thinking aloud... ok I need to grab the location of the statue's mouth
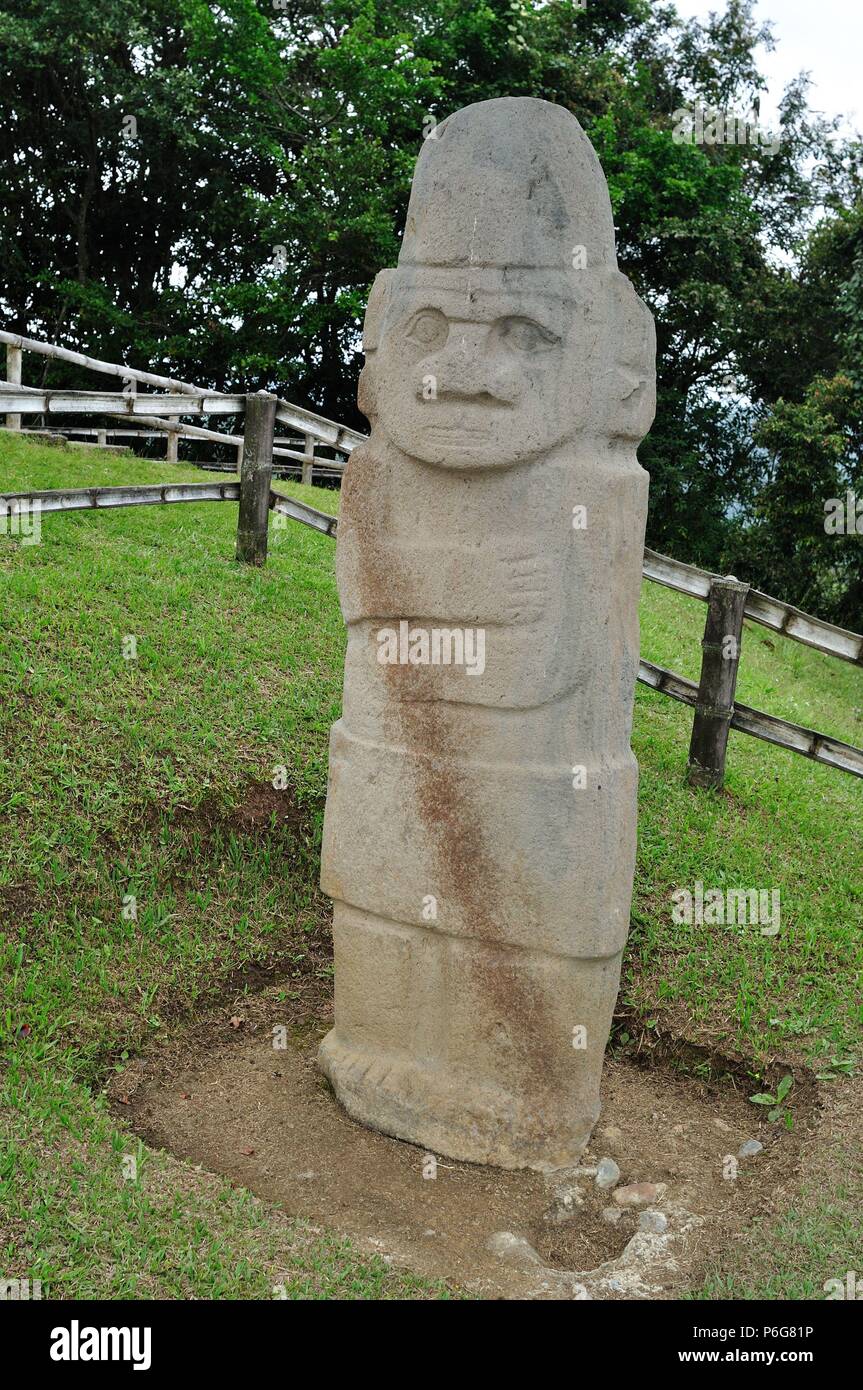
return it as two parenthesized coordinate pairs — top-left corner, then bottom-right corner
(423, 423), (491, 437)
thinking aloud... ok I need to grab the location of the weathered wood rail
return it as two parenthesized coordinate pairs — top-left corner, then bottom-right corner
(3, 330), (860, 788)
(1, 387), (246, 416)
(1, 330), (359, 484)
(270, 491), (339, 538)
(1, 481), (240, 512)
(644, 547), (863, 668)
(638, 660), (863, 780)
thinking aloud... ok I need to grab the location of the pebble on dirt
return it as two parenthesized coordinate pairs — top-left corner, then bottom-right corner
(612, 1182), (665, 1207)
(595, 1157), (621, 1190)
(638, 1210), (668, 1234)
(738, 1139), (764, 1157)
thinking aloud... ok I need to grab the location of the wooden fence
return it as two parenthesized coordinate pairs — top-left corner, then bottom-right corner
(1, 331), (358, 484)
(2, 331), (861, 790)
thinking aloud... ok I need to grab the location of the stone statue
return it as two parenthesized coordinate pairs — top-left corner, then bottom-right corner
(319, 97), (655, 1170)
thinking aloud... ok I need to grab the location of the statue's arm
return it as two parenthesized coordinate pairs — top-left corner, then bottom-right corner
(337, 532), (553, 626)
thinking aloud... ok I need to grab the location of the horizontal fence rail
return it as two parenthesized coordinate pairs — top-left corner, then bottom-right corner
(1, 482), (240, 513)
(0, 330), (365, 453)
(274, 402), (362, 454)
(638, 660), (863, 779)
(100, 410), (344, 467)
(19, 427), (191, 441)
(19, 426), (302, 447)
(2, 391), (354, 469)
(0, 389), (246, 417)
(191, 459), (344, 480)
(270, 491), (339, 538)
(644, 547), (863, 667)
(98, 406), (349, 462)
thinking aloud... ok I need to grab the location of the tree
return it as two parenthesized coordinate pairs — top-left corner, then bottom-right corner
(2, 0), (861, 621)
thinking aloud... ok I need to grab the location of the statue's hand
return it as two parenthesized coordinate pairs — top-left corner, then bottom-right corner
(496, 549), (553, 625)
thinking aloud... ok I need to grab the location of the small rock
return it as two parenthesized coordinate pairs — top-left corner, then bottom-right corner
(595, 1157), (621, 1190)
(638, 1209), (668, 1234)
(487, 1231), (543, 1266)
(600, 1125), (623, 1143)
(738, 1139), (763, 1158)
(545, 1187), (585, 1224)
(554, 1180), (585, 1202)
(713, 1118), (732, 1132)
(601, 1207), (622, 1225)
(613, 1182), (664, 1207)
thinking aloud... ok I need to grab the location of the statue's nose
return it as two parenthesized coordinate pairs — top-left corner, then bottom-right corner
(420, 325), (495, 399)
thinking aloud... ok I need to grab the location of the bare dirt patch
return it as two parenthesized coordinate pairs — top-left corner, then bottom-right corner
(111, 978), (813, 1299)
(0, 882), (38, 925)
(141, 780), (320, 841)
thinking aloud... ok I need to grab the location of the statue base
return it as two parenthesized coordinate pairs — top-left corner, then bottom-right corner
(318, 903), (623, 1171)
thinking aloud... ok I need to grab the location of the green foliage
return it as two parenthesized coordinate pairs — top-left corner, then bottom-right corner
(750, 1072), (794, 1126)
(741, 371), (863, 628)
(1, 0), (862, 619)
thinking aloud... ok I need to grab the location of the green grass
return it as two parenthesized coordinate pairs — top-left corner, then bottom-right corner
(1, 432), (861, 1298)
(694, 1186), (863, 1301)
(631, 582), (862, 1071)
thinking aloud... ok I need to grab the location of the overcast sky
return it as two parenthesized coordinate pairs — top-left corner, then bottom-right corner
(669, 0), (861, 134)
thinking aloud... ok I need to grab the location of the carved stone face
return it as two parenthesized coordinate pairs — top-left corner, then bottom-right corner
(370, 269), (598, 470)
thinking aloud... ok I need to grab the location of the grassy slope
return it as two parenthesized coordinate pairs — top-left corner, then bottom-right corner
(1, 433), (861, 1299)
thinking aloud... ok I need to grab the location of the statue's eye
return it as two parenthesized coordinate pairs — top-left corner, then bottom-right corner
(405, 309), (449, 349)
(497, 317), (559, 353)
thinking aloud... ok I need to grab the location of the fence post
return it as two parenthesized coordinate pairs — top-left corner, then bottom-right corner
(5, 343), (22, 431)
(302, 432), (314, 486)
(97, 428), (107, 446)
(236, 391), (277, 565)
(166, 415), (179, 463)
(302, 433), (316, 489)
(687, 574), (750, 790)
